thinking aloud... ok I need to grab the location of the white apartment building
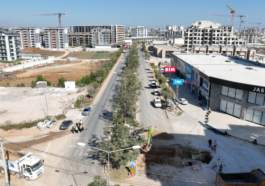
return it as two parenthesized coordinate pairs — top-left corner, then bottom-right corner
(132, 26), (148, 37)
(184, 20), (246, 52)
(43, 27), (68, 50)
(14, 27), (41, 49)
(240, 27), (259, 44)
(90, 27), (111, 47)
(0, 29), (21, 61)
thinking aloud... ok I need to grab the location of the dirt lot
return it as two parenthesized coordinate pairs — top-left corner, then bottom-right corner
(21, 47), (65, 58)
(91, 53), (111, 59)
(0, 60), (99, 86)
(65, 51), (97, 59)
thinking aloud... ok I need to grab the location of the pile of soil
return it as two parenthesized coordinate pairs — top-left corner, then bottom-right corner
(140, 130), (174, 141)
(21, 47), (48, 52)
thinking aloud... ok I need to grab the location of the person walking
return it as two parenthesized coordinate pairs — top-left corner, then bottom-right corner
(214, 140), (217, 149)
(208, 139), (212, 148)
(219, 164), (223, 173)
(224, 129), (228, 136)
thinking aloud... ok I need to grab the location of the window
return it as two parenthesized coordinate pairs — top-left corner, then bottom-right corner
(256, 93), (265, 105)
(248, 92), (256, 103)
(226, 101), (234, 115)
(228, 88), (236, 98)
(221, 86), (228, 96)
(219, 100), (241, 118)
(245, 108), (254, 122)
(253, 110), (262, 124)
(235, 89), (243, 100)
(220, 100), (227, 112)
(261, 113), (265, 126)
(233, 104), (241, 118)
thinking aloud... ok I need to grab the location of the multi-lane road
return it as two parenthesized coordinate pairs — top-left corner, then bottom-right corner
(52, 47), (172, 186)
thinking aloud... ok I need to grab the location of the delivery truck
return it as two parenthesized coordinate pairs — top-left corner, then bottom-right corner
(0, 152), (44, 181)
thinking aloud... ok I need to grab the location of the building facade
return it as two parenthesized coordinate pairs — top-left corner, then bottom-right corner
(171, 53), (265, 126)
(131, 26), (148, 37)
(0, 29), (21, 61)
(90, 27), (111, 47)
(240, 27), (259, 44)
(43, 27), (68, 49)
(68, 32), (90, 47)
(164, 30), (183, 39)
(14, 27), (41, 49)
(184, 20), (247, 52)
(69, 25), (125, 44)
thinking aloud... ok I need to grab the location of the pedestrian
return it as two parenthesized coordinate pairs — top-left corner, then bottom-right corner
(104, 109), (107, 116)
(71, 125), (75, 134)
(214, 140), (217, 149)
(224, 129), (228, 136)
(79, 123), (83, 132)
(81, 123), (84, 132)
(80, 120), (83, 125)
(208, 139), (212, 148)
(219, 164), (223, 173)
(75, 124), (79, 133)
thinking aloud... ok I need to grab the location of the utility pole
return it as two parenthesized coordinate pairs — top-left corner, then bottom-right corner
(44, 89), (49, 118)
(0, 138), (9, 186)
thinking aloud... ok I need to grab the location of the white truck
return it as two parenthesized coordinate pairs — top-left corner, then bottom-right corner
(0, 152), (44, 181)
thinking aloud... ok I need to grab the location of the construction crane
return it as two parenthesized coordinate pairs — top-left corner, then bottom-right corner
(34, 13), (67, 27)
(227, 5), (236, 28)
(248, 23), (262, 28)
(211, 14), (248, 33)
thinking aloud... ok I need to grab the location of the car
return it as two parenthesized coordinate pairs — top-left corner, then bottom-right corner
(154, 97), (162, 108)
(150, 81), (157, 88)
(153, 89), (160, 96)
(82, 107), (91, 116)
(167, 78), (169, 83)
(159, 68), (164, 73)
(177, 98), (188, 105)
(59, 120), (73, 130)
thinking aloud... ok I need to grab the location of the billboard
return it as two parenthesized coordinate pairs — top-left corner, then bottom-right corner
(173, 79), (184, 85)
(164, 66), (176, 73)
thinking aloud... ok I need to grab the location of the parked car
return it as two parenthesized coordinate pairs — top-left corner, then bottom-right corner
(59, 120), (73, 130)
(153, 89), (160, 96)
(167, 78), (169, 83)
(177, 98), (188, 105)
(154, 97), (162, 108)
(82, 107), (91, 116)
(159, 68), (164, 73)
(150, 81), (157, 88)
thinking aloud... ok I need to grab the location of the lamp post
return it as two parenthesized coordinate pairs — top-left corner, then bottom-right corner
(77, 142), (140, 186)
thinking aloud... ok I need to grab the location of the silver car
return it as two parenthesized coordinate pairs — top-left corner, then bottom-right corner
(82, 107), (91, 116)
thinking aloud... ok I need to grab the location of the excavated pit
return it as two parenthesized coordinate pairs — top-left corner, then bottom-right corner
(141, 144), (213, 168)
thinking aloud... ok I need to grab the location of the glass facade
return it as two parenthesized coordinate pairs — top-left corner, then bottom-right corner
(221, 86), (243, 100)
(247, 92), (265, 105)
(219, 99), (241, 118)
(245, 108), (265, 125)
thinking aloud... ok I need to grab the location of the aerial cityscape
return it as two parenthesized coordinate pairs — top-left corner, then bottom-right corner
(1, 0), (265, 186)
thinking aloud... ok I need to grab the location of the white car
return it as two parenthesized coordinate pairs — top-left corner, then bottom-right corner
(177, 98), (188, 105)
(153, 89), (160, 96)
(159, 68), (164, 73)
(154, 97), (162, 108)
(150, 81), (157, 88)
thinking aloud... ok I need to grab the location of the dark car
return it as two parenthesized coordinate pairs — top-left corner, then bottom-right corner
(59, 120), (73, 130)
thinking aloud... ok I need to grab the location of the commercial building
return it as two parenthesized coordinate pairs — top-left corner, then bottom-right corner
(171, 53), (265, 126)
(153, 44), (182, 58)
(0, 29), (21, 61)
(240, 27), (259, 44)
(184, 20), (247, 52)
(131, 26), (148, 37)
(13, 27), (41, 49)
(43, 27), (68, 50)
(69, 25), (125, 44)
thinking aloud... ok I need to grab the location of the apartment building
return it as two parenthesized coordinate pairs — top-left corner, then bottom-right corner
(69, 25), (125, 44)
(131, 26), (148, 37)
(0, 29), (21, 61)
(68, 32), (90, 46)
(164, 30), (183, 39)
(14, 27), (41, 49)
(184, 20), (246, 52)
(0, 27), (11, 31)
(240, 27), (259, 44)
(90, 28), (111, 47)
(43, 27), (68, 49)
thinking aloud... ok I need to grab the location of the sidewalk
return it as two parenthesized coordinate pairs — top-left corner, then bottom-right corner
(163, 72), (265, 145)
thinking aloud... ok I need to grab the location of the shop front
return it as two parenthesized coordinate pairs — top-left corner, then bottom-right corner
(177, 58), (185, 79)
(185, 63), (193, 90)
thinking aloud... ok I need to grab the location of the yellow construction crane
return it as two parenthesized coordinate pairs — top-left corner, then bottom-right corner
(227, 4), (236, 28)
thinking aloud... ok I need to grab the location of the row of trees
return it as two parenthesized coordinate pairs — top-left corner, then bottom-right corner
(97, 43), (145, 167)
(142, 42), (151, 60)
(30, 75), (67, 88)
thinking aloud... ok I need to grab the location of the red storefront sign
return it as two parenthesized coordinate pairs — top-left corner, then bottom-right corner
(164, 66), (176, 73)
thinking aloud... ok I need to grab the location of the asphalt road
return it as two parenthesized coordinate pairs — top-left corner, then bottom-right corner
(137, 47), (172, 133)
(53, 50), (129, 186)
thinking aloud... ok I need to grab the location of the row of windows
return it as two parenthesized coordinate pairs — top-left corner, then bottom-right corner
(220, 99), (241, 118)
(248, 92), (265, 106)
(245, 108), (265, 126)
(221, 86), (243, 100)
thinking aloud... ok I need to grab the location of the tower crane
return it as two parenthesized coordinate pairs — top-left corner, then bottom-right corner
(248, 23), (262, 28)
(34, 13), (67, 27)
(227, 5), (236, 28)
(211, 14), (248, 33)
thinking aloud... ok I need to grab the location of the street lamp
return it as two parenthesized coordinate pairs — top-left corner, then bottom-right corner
(77, 142), (140, 186)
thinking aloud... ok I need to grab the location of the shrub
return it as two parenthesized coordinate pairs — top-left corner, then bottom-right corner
(20, 83), (25, 87)
(87, 86), (96, 98)
(47, 81), (51, 86)
(90, 81), (99, 89)
(75, 97), (84, 108)
(58, 77), (67, 87)
(31, 80), (36, 88)
(16, 84), (21, 87)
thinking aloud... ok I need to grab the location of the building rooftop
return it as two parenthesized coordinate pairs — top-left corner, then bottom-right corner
(0, 29), (19, 36)
(125, 36), (163, 40)
(154, 44), (181, 50)
(172, 53), (265, 87)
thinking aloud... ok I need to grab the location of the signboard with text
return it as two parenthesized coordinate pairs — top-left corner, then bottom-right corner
(173, 79), (184, 85)
(164, 66), (176, 73)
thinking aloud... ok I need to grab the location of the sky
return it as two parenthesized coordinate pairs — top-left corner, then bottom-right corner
(0, 0), (264, 30)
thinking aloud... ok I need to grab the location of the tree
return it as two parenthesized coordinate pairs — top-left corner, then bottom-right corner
(87, 86), (96, 98)
(36, 75), (46, 82)
(58, 77), (67, 87)
(31, 81), (36, 88)
(90, 81), (99, 89)
(81, 75), (91, 85)
(47, 81), (51, 86)
(87, 176), (107, 186)
(161, 84), (175, 100)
